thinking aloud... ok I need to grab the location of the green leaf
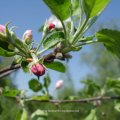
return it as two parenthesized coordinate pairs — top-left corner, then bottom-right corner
(2, 87), (20, 97)
(43, 74), (51, 89)
(43, 31), (64, 49)
(0, 32), (7, 41)
(16, 109), (28, 120)
(84, 109), (97, 120)
(114, 103), (120, 112)
(10, 34), (28, 55)
(21, 61), (29, 72)
(71, 0), (81, 16)
(0, 40), (11, 51)
(82, 0), (111, 18)
(29, 79), (42, 92)
(31, 109), (48, 120)
(31, 95), (49, 101)
(7, 27), (28, 55)
(96, 29), (120, 58)
(38, 25), (44, 32)
(0, 47), (16, 57)
(43, 0), (71, 20)
(106, 78), (120, 94)
(79, 35), (95, 42)
(81, 79), (100, 96)
(44, 61), (66, 73)
(64, 96), (79, 100)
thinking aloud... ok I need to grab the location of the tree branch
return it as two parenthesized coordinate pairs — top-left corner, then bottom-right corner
(0, 64), (21, 78)
(0, 50), (71, 78)
(25, 96), (120, 104)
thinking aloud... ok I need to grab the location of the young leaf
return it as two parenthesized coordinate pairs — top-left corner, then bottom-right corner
(0, 40), (11, 51)
(43, 0), (71, 20)
(84, 109), (97, 120)
(96, 29), (120, 58)
(16, 109), (28, 120)
(31, 95), (49, 101)
(21, 61), (29, 72)
(43, 31), (64, 49)
(71, 0), (81, 16)
(2, 88), (20, 97)
(78, 35), (94, 42)
(43, 74), (51, 89)
(5, 25), (27, 53)
(10, 35), (28, 55)
(114, 103), (120, 112)
(0, 47), (16, 57)
(81, 79), (100, 96)
(31, 109), (48, 120)
(29, 79), (42, 92)
(44, 61), (66, 73)
(82, 0), (111, 18)
(106, 78), (120, 94)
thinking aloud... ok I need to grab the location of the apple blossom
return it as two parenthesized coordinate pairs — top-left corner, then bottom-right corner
(31, 63), (45, 77)
(48, 22), (55, 30)
(0, 24), (5, 34)
(48, 16), (62, 29)
(23, 30), (33, 44)
(55, 80), (64, 89)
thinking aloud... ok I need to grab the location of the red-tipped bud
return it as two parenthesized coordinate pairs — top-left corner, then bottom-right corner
(31, 63), (45, 77)
(48, 23), (55, 30)
(55, 80), (64, 89)
(23, 30), (32, 44)
(0, 24), (5, 34)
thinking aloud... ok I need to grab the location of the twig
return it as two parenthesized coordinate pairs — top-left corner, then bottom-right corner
(25, 96), (120, 104)
(0, 64), (21, 78)
(0, 64), (21, 74)
(0, 69), (17, 78)
(0, 50), (69, 78)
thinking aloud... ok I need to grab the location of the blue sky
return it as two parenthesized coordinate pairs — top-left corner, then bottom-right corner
(0, 0), (120, 95)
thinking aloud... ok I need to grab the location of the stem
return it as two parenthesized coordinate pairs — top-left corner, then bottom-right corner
(25, 96), (120, 104)
(11, 42), (27, 57)
(0, 64), (20, 78)
(35, 39), (44, 53)
(37, 48), (48, 56)
(72, 18), (89, 44)
(76, 40), (98, 47)
(15, 52), (26, 57)
(60, 19), (67, 45)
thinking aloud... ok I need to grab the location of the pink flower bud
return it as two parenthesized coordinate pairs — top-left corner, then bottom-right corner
(31, 63), (45, 77)
(55, 80), (64, 89)
(48, 23), (55, 30)
(23, 30), (32, 44)
(0, 24), (5, 33)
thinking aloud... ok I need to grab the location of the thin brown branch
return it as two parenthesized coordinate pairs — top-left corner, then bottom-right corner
(0, 50), (71, 78)
(0, 64), (21, 74)
(25, 96), (120, 104)
(0, 64), (21, 78)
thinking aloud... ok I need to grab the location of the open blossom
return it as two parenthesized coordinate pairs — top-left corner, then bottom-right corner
(23, 30), (32, 44)
(55, 80), (64, 89)
(31, 63), (45, 77)
(0, 24), (5, 33)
